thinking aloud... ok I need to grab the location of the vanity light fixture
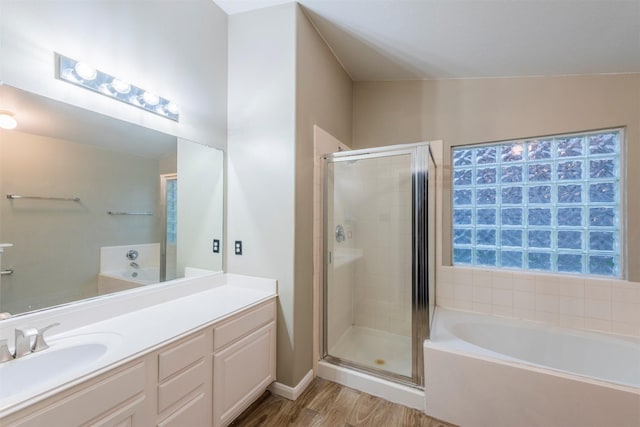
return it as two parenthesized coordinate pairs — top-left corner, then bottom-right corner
(55, 53), (179, 122)
(0, 111), (17, 130)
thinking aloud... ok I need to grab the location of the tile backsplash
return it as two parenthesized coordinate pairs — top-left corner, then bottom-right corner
(436, 266), (640, 337)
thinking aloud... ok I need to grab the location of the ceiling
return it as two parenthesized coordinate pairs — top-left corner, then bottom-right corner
(214, 0), (640, 81)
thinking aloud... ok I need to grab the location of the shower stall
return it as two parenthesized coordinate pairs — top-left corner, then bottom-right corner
(322, 142), (436, 388)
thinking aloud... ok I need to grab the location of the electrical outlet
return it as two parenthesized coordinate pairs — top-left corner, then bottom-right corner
(212, 239), (220, 253)
(234, 240), (242, 255)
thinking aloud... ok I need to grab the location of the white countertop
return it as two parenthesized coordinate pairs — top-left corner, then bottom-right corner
(0, 273), (277, 417)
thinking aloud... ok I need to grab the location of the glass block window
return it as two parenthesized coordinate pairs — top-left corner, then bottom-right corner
(452, 129), (622, 277)
(166, 179), (178, 244)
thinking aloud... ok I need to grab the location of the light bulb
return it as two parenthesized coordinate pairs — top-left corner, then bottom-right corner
(166, 102), (179, 115)
(0, 111), (17, 130)
(74, 62), (97, 81)
(56, 54), (179, 122)
(110, 78), (131, 94)
(142, 91), (159, 106)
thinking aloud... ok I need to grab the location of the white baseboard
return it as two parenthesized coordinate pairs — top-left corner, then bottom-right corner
(268, 369), (314, 401)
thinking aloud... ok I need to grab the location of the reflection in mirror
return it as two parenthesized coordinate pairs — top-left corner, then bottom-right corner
(160, 173), (178, 281)
(0, 85), (223, 318)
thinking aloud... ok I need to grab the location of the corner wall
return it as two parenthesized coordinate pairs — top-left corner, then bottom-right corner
(227, 3), (298, 386)
(227, 3), (352, 388)
(295, 7), (352, 384)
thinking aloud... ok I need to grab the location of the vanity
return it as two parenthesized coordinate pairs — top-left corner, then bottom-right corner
(0, 272), (277, 427)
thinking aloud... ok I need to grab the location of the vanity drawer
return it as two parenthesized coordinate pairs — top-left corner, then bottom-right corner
(157, 392), (207, 427)
(158, 332), (206, 382)
(213, 300), (276, 352)
(157, 359), (206, 413)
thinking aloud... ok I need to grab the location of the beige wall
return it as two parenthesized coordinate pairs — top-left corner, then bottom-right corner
(295, 7), (353, 385)
(352, 74), (640, 281)
(0, 131), (160, 314)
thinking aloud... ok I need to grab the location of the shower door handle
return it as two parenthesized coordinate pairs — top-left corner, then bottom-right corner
(335, 225), (345, 243)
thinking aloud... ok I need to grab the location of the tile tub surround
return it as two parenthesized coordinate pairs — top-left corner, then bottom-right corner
(99, 243), (160, 273)
(436, 266), (640, 337)
(424, 307), (640, 427)
(0, 272), (277, 416)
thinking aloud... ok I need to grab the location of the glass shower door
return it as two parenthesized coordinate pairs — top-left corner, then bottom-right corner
(323, 144), (431, 386)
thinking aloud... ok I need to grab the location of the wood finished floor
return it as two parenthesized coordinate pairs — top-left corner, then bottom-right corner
(230, 378), (456, 427)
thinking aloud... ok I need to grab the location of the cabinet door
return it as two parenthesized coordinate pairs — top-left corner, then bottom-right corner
(86, 394), (146, 427)
(212, 322), (276, 427)
(4, 362), (148, 427)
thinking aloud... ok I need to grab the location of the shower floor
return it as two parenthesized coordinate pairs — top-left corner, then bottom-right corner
(329, 326), (412, 378)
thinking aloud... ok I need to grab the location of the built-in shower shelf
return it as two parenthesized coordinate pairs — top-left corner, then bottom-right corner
(332, 248), (363, 267)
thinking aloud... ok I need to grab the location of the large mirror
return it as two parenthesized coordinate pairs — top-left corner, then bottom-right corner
(0, 85), (224, 317)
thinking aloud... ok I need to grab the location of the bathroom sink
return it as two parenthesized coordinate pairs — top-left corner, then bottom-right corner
(0, 333), (119, 400)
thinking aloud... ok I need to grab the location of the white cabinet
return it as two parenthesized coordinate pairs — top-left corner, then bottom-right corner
(212, 300), (277, 427)
(1, 297), (277, 427)
(213, 322), (276, 427)
(158, 392), (208, 427)
(156, 332), (211, 427)
(2, 361), (150, 427)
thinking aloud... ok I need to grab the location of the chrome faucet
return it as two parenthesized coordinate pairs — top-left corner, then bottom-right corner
(14, 327), (38, 358)
(0, 339), (13, 362)
(31, 323), (60, 352)
(130, 261), (140, 269)
(0, 322), (60, 362)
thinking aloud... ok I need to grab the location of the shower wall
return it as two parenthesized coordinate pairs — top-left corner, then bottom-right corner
(325, 162), (356, 351)
(313, 126), (352, 368)
(352, 155), (413, 337)
(323, 144), (430, 385)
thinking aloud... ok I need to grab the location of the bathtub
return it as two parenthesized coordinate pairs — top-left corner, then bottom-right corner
(97, 268), (159, 294)
(424, 308), (640, 427)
